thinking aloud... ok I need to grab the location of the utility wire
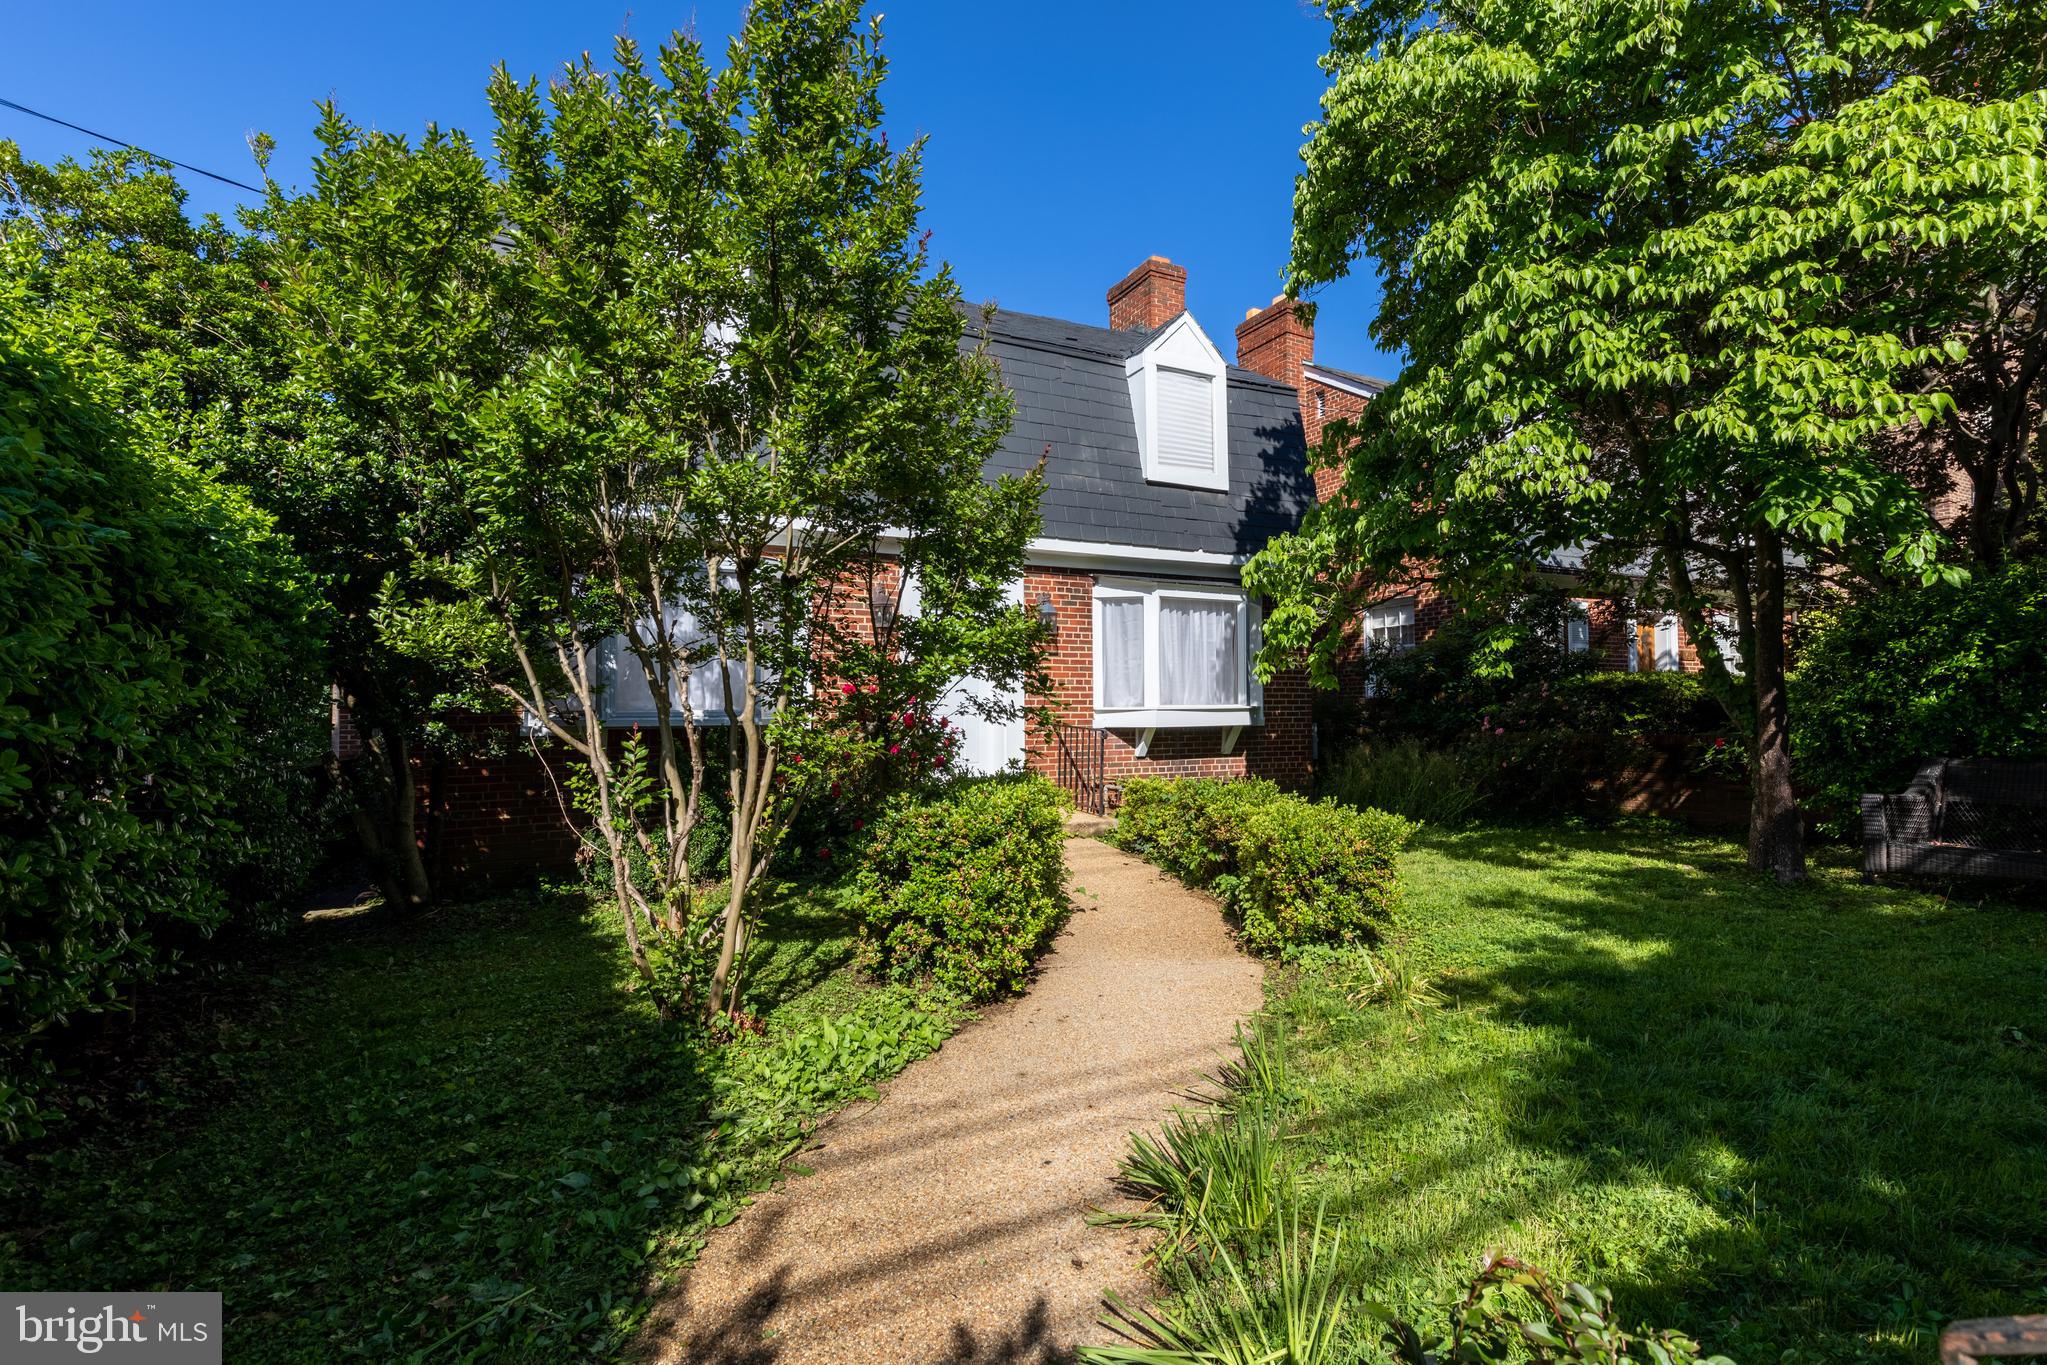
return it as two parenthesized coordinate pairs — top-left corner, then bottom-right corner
(0, 95), (265, 194)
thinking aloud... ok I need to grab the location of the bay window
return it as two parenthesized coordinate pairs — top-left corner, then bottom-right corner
(1092, 580), (1257, 735)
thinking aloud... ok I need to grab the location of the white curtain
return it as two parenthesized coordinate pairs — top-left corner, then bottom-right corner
(1159, 599), (1240, 706)
(1099, 597), (1146, 708)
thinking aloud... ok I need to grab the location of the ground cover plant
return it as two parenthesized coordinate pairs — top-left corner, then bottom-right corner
(0, 873), (963, 1361)
(1235, 822), (2046, 1362)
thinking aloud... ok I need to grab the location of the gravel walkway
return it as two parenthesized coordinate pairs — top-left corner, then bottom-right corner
(643, 832), (1263, 1364)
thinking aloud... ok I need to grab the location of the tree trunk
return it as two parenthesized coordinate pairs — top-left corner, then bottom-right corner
(1746, 527), (1805, 883)
(388, 733), (433, 910)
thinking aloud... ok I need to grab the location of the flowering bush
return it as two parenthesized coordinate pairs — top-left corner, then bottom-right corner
(853, 776), (1069, 1000)
(771, 684), (966, 871)
(1117, 779), (1414, 955)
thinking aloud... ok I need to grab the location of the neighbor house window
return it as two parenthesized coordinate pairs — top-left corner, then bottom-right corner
(1364, 598), (1416, 654)
(1565, 600), (1592, 654)
(1362, 598), (1416, 697)
(1092, 580), (1254, 722)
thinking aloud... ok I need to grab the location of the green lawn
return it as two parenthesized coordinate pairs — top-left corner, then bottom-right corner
(1273, 823), (2047, 1361)
(0, 876), (961, 1361)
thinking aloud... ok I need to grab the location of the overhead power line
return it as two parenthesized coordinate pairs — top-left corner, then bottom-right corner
(0, 94), (265, 194)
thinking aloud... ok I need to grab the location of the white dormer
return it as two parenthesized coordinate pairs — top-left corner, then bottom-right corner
(1125, 313), (1230, 492)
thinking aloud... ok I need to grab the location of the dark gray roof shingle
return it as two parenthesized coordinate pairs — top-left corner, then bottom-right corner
(970, 306), (1315, 560)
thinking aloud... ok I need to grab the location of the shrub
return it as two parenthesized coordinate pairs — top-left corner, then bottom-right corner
(854, 775), (1069, 1001)
(1, 290), (326, 1140)
(1320, 741), (1486, 826)
(1117, 779), (1414, 955)
(1791, 565), (2047, 833)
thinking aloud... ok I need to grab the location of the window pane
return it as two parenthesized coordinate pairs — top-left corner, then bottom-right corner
(1159, 598), (1242, 706)
(1156, 367), (1216, 473)
(1366, 600), (1415, 652)
(1099, 597), (1146, 708)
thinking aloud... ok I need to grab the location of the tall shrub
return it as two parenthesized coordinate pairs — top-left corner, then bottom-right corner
(1792, 566), (2047, 833)
(0, 287), (324, 1139)
(854, 777), (1068, 1001)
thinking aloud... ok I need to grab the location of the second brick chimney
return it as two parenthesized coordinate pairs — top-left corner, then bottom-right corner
(1234, 295), (1314, 394)
(1107, 255), (1188, 332)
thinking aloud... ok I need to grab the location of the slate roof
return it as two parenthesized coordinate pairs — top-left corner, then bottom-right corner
(968, 306), (1315, 561)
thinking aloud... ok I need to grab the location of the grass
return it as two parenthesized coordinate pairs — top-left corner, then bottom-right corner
(1270, 822), (2047, 1362)
(0, 875), (964, 1361)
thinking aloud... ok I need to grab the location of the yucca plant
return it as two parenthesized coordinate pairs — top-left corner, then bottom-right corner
(1081, 1202), (1353, 1365)
(1101, 1107), (1284, 1259)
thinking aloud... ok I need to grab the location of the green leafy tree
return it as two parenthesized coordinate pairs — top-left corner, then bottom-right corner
(246, 113), (513, 910)
(0, 261), (324, 1139)
(1255, 0), (2044, 880)
(0, 137), (483, 912)
(386, 6), (1038, 1018)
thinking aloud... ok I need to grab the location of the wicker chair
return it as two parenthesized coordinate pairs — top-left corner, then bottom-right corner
(1862, 759), (2047, 881)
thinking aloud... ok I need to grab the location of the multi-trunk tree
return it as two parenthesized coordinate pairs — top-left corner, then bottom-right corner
(373, 5), (1039, 1019)
(1254, 0), (2044, 880)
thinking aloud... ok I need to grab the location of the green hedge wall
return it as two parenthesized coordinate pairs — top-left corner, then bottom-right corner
(1115, 778), (1414, 955)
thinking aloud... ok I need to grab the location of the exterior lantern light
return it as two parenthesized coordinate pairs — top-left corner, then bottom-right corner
(871, 581), (897, 631)
(1037, 596), (1059, 637)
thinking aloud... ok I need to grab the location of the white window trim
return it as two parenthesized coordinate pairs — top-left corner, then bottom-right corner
(1091, 578), (1260, 731)
(1124, 313), (1230, 492)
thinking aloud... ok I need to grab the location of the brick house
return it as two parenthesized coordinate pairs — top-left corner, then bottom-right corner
(408, 253), (1731, 880)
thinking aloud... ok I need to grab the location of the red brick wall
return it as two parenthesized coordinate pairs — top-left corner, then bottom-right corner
(1020, 566), (1313, 796)
(1106, 256), (1188, 332)
(418, 714), (583, 889)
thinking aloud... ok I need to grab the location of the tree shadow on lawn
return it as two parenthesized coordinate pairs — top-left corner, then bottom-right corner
(1297, 823), (2047, 1362)
(0, 876), (872, 1362)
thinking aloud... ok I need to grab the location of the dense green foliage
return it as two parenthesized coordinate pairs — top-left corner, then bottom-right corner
(0, 876), (962, 1359)
(1, 139), (456, 912)
(854, 776), (1069, 1001)
(1792, 564), (2047, 831)
(1256, 0), (2047, 879)
(1319, 743), (1489, 828)
(0, 289), (323, 1140)
(1116, 779), (1414, 955)
(1257, 824), (2045, 1361)
(1340, 610), (1729, 819)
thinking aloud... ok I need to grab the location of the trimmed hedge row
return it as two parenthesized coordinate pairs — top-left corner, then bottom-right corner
(853, 775), (1070, 1001)
(1115, 778), (1414, 955)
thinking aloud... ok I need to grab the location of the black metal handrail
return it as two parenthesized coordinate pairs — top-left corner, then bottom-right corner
(1050, 719), (1107, 816)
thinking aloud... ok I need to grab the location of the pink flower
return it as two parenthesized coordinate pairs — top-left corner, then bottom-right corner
(864, 683), (879, 694)
(1715, 737), (1727, 749)
(830, 782), (842, 797)
(853, 818), (864, 830)
(888, 744), (900, 755)
(790, 753), (803, 764)
(818, 847), (831, 859)
(1494, 726), (1506, 737)
(840, 681), (856, 695)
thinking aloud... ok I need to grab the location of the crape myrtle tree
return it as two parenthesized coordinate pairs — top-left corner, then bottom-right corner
(388, 5), (1038, 1020)
(1251, 0), (2045, 881)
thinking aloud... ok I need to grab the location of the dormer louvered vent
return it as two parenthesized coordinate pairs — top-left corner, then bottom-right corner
(1126, 316), (1230, 491)
(1156, 368), (1218, 474)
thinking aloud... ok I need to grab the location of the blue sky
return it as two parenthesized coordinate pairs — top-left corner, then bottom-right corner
(3, 1), (1396, 379)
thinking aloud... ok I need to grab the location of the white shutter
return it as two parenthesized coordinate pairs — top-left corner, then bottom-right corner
(1155, 367), (1217, 475)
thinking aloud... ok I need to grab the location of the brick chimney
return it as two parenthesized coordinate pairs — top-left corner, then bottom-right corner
(1234, 295), (1314, 394)
(1107, 255), (1188, 332)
